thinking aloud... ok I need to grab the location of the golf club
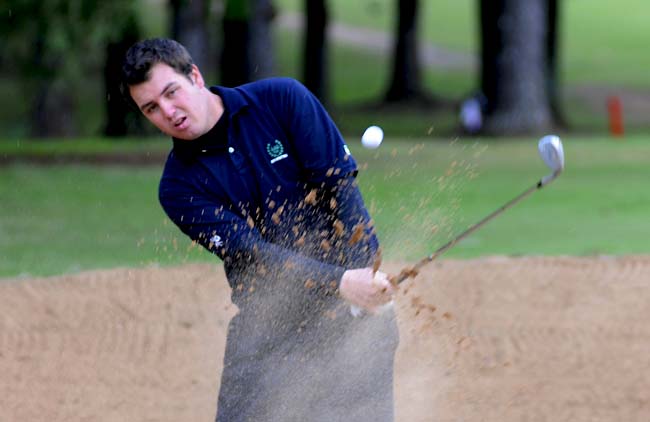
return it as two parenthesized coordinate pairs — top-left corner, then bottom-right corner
(389, 135), (565, 285)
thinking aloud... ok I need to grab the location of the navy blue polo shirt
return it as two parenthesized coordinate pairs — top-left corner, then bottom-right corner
(159, 77), (378, 306)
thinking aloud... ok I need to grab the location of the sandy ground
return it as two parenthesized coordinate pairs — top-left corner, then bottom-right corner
(1, 256), (650, 422)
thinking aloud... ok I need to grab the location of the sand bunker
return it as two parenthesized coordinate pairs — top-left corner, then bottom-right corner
(1, 256), (649, 421)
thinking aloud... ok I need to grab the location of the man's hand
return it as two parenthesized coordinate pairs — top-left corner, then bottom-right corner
(339, 268), (395, 314)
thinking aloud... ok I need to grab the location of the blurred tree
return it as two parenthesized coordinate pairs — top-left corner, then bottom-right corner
(546, 0), (565, 127)
(303, 0), (328, 103)
(384, 0), (430, 104)
(103, 14), (144, 137)
(249, 0), (277, 80)
(220, 0), (251, 86)
(0, 0), (141, 138)
(171, 0), (210, 71)
(479, 0), (561, 135)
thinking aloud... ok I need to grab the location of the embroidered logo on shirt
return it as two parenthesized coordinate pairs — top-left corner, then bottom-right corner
(209, 235), (223, 248)
(266, 139), (288, 164)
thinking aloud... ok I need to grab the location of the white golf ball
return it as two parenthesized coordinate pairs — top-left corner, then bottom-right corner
(361, 125), (384, 149)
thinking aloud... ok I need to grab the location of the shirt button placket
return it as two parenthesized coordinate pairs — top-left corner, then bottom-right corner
(228, 146), (246, 172)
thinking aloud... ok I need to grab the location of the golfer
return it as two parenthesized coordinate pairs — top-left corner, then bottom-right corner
(121, 38), (399, 422)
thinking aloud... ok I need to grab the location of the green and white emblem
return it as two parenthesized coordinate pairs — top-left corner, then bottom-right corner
(266, 139), (289, 163)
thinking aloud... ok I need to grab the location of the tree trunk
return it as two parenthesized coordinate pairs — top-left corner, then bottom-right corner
(171, 0), (210, 71)
(103, 16), (143, 137)
(480, 0), (555, 135)
(249, 0), (277, 80)
(29, 29), (76, 138)
(385, 0), (423, 102)
(479, 0), (501, 115)
(220, 0), (251, 87)
(30, 80), (76, 138)
(303, 0), (328, 103)
(546, 0), (565, 127)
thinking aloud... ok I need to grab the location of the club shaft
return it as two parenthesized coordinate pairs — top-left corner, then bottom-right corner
(394, 179), (545, 285)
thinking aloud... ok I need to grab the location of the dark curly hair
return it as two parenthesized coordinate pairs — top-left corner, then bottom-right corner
(121, 38), (194, 103)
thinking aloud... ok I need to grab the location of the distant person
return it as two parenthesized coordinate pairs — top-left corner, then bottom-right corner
(121, 38), (399, 422)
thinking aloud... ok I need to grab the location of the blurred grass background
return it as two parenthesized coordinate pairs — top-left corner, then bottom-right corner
(3, 136), (649, 278)
(2, 0), (650, 278)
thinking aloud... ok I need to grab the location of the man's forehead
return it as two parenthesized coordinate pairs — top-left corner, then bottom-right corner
(130, 64), (182, 106)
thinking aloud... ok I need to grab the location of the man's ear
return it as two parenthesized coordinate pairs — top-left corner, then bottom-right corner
(190, 64), (205, 88)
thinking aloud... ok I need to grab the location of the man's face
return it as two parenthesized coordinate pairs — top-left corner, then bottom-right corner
(129, 63), (210, 140)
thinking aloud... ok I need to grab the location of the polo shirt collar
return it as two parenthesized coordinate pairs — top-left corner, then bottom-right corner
(171, 85), (249, 161)
(209, 85), (250, 117)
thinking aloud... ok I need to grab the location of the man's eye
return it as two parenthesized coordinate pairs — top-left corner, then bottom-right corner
(146, 104), (158, 114)
(168, 89), (177, 97)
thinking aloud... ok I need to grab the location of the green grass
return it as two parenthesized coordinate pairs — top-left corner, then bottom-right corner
(357, 135), (650, 259)
(0, 164), (211, 278)
(0, 137), (169, 156)
(2, 135), (649, 278)
(561, 0), (650, 87)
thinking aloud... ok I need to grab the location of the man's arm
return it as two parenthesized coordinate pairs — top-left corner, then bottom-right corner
(160, 183), (343, 293)
(160, 175), (394, 312)
(317, 173), (396, 312)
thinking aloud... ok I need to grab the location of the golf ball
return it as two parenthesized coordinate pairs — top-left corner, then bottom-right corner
(361, 125), (384, 149)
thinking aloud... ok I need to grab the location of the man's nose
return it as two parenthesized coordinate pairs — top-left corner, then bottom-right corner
(161, 101), (175, 119)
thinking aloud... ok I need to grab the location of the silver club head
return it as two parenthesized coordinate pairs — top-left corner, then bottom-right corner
(538, 135), (565, 185)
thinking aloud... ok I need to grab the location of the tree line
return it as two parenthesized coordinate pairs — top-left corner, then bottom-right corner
(0, 0), (563, 138)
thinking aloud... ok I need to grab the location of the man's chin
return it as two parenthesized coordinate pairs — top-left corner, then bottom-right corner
(166, 128), (197, 141)
(172, 133), (195, 141)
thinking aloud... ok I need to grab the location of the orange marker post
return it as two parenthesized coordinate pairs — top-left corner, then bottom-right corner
(607, 96), (624, 137)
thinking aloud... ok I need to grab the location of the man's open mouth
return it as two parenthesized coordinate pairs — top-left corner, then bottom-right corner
(174, 117), (187, 128)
